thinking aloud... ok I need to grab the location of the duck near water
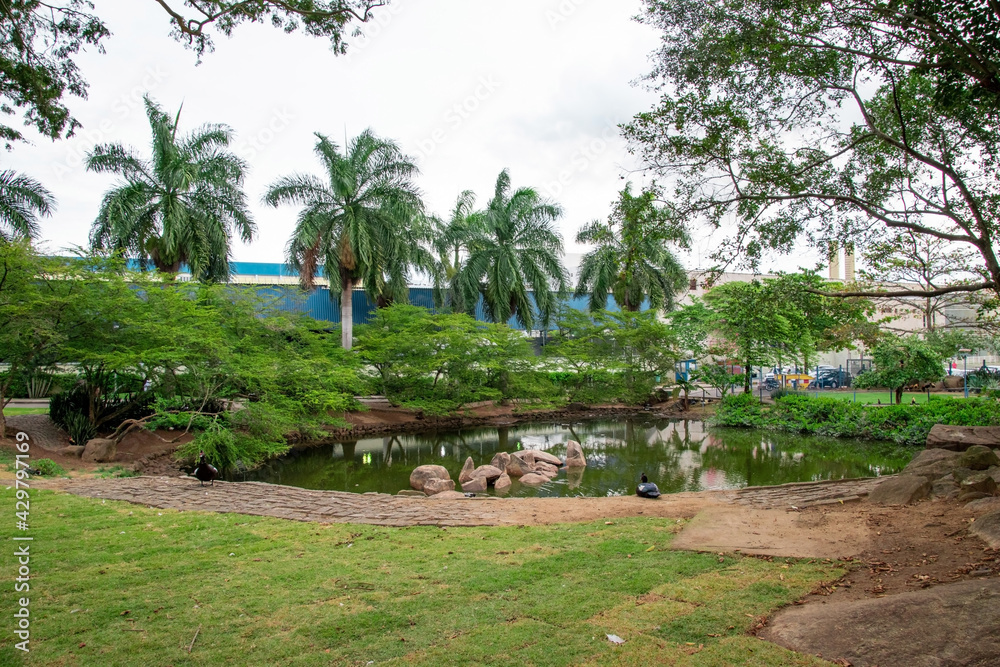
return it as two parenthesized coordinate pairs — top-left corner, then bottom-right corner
(636, 472), (660, 499)
(193, 451), (219, 486)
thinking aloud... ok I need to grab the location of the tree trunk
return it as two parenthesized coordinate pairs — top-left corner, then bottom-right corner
(744, 357), (752, 393)
(895, 386), (904, 405)
(341, 278), (353, 350)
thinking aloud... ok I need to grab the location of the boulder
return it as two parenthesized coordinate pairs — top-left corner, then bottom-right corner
(513, 450), (536, 466)
(931, 476), (960, 500)
(958, 445), (1000, 471)
(533, 462), (560, 477)
(428, 490), (466, 500)
(990, 467), (1000, 486)
(57, 446), (85, 458)
(494, 472), (512, 493)
(81, 438), (117, 463)
(504, 455), (532, 478)
(960, 472), (998, 496)
(396, 489), (425, 497)
(423, 478), (457, 496)
(471, 465), (504, 484)
(959, 491), (993, 503)
(869, 475), (931, 505)
(904, 448), (962, 482)
(461, 477), (487, 493)
(459, 457), (476, 484)
(531, 451), (563, 467)
(409, 465), (451, 492)
(926, 425), (1000, 452)
(965, 497), (1000, 514)
(565, 440), (587, 468)
(970, 510), (1000, 548)
(952, 467), (976, 483)
(518, 473), (549, 486)
(490, 451), (510, 472)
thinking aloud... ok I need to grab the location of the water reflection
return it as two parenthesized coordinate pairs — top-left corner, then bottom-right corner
(240, 420), (911, 498)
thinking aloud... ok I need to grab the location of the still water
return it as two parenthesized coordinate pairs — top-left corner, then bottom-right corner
(243, 419), (912, 498)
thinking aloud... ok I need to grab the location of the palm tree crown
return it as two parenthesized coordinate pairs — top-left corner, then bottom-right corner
(575, 183), (688, 313)
(0, 169), (55, 241)
(457, 169), (567, 331)
(87, 95), (255, 282)
(264, 129), (425, 349)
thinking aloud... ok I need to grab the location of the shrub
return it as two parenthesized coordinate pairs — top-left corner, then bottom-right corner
(712, 393), (765, 428)
(31, 459), (66, 476)
(62, 412), (96, 446)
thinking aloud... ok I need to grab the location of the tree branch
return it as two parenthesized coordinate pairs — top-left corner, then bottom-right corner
(805, 281), (996, 299)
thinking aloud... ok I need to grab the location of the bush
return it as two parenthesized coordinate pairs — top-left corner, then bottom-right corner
(712, 393), (765, 428)
(176, 419), (289, 474)
(31, 459), (66, 476)
(62, 412), (96, 446)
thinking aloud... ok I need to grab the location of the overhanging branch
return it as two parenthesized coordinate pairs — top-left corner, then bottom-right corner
(805, 281), (996, 298)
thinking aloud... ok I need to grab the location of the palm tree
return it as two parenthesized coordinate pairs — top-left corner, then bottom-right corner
(574, 183), (688, 313)
(265, 130), (424, 350)
(431, 189), (484, 313)
(0, 170), (55, 241)
(457, 169), (567, 331)
(87, 95), (255, 282)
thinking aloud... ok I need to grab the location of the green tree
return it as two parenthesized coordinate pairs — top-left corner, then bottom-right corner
(265, 130), (424, 350)
(852, 336), (945, 405)
(624, 0), (1000, 301)
(575, 183), (688, 313)
(87, 96), (255, 282)
(0, 1), (382, 146)
(431, 190), (484, 314)
(0, 169), (55, 241)
(457, 169), (567, 331)
(703, 281), (792, 392)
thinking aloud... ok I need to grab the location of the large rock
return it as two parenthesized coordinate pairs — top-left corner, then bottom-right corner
(905, 448), (961, 475)
(869, 475), (931, 505)
(531, 451), (563, 467)
(512, 450), (536, 466)
(958, 445), (1000, 471)
(990, 467), (1000, 485)
(494, 472), (512, 493)
(931, 475), (960, 499)
(926, 424), (1000, 451)
(533, 462), (560, 477)
(459, 457), (476, 484)
(81, 438), (117, 463)
(966, 497), (1000, 514)
(960, 472), (998, 496)
(504, 455), (532, 478)
(409, 465), (451, 492)
(489, 451), (510, 473)
(969, 510), (1000, 548)
(470, 465), (503, 484)
(565, 440), (587, 468)
(428, 490), (466, 500)
(460, 477), (487, 493)
(423, 478), (456, 496)
(396, 489), (425, 497)
(518, 473), (549, 486)
(57, 446), (85, 458)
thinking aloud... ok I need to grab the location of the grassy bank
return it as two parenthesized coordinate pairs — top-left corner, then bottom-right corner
(0, 489), (840, 666)
(714, 393), (1000, 446)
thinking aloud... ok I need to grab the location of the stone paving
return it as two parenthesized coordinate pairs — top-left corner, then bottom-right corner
(45, 474), (885, 528)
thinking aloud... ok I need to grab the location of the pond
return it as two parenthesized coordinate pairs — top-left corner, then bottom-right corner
(240, 419), (913, 498)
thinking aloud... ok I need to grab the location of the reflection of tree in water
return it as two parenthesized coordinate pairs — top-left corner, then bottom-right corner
(244, 419), (907, 497)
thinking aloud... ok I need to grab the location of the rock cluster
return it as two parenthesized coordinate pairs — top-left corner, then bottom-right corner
(406, 444), (587, 496)
(881, 445), (1000, 506)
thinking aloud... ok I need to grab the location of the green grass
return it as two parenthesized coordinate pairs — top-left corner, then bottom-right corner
(0, 489), (842, 666)
(794, 391), (959, 405)
(3, 408), (48, 416)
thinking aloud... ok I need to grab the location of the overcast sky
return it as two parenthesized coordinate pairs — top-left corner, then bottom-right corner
(6, 0), (812, 273)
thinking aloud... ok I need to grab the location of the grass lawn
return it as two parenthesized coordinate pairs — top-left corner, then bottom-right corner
(3, 408), (48, 416)
(0, 489), (843, 666)
(794, 391), (964, 405)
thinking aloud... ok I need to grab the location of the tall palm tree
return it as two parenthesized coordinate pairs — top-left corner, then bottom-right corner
(457, 169), (567, 331)
(431, 189), (484, 313)
(87, 95), (255, 282)
(265, 130), (424, 350)
(0, 169), (55, 241)
(575, 183), (688, 313)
